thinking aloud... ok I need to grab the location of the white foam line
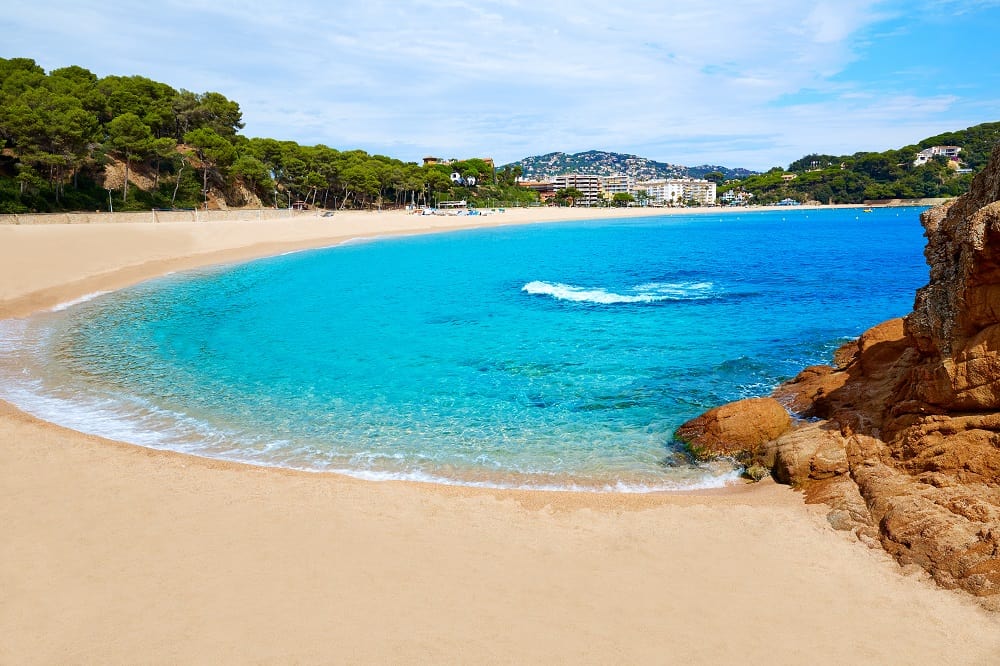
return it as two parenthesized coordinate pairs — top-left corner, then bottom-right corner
(282, 464), (744, 493)
(0, 374), (744, 494)
(49, 290), (112, 312)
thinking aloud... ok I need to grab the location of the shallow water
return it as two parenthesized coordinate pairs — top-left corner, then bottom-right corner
(0, 208), (929, 490)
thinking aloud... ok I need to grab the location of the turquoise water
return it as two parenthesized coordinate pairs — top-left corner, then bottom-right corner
(0, 208), (929, 490)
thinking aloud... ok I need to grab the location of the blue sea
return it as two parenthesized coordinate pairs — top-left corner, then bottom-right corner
(0, 208), (929, 491)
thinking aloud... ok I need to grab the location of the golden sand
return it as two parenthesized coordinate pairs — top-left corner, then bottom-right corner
(1, 208), (998, 664)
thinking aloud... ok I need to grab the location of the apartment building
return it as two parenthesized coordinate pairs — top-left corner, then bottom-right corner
(681, 179), (717, 206)
(633, 179), (685, 205)
(634, 178), (716, 206)
(551, 174), (602, 205)
(599, 175), (635, 199)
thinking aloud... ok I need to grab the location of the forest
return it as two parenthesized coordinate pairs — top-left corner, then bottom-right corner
(0, 58), (537, 213)
(717, 122), (1000, 205)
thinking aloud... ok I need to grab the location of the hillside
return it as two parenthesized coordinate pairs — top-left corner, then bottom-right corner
(503, 150), (755, 181)
(722, 121), (1000, 205)
(0, 57), (534, 214)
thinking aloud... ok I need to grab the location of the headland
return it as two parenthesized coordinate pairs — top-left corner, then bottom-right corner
(679, 147), (1000, 609)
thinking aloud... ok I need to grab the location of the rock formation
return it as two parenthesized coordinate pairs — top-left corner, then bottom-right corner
(675, 397), (791, 461)
(678, 145), (1000, 604)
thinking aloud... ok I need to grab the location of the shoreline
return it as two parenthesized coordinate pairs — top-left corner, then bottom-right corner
(0, 204), (752, 495)
(3, 206), (998, 662)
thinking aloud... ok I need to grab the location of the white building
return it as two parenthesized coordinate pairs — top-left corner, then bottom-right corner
(721, 189), (754, 206)
(914, 145), (962, 167)
(681, 179), (717, 206)
(635, 178), (716, 206)
(634, 179), (684, 205)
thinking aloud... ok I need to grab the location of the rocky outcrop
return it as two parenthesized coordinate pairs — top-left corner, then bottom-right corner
(679, 145), (1000, 604)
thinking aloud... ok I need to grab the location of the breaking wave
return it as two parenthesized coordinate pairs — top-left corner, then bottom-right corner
(522, 280), (716, 304)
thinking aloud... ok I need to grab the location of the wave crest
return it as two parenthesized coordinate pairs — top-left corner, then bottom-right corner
(522, 280), (715, 304)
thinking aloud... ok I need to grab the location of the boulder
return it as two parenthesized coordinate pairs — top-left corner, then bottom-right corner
(675, 397), (791, 461)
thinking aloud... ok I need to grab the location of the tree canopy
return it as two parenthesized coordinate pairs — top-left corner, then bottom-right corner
(0, 57), (539, 213)
(719, 123), (1000, 205)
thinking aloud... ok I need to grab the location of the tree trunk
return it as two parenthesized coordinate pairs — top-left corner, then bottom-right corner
(171, 163), (185, 206)
(123, 151), (131, 202)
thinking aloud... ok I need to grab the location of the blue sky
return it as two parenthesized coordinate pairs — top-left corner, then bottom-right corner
(3, 0), (998, 170)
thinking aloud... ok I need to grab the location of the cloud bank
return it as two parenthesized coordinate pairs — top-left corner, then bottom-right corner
(4, 0), (998, 168)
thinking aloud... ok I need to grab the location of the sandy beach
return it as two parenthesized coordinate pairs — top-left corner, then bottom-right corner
(2, 207), (999, 664)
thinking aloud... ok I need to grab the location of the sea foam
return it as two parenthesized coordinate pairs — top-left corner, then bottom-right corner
(522, 280), (715, 304)
(48, 290), (112, 312)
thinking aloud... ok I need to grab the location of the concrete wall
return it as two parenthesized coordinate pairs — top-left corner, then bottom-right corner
(0, 208), (307, 225)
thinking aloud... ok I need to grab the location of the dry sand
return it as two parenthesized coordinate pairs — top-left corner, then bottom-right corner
(2, 208), (998, 664)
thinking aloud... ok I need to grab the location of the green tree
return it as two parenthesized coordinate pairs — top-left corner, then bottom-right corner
(183, 128), (236, 207)
(107, 112), (154, 201)
(341, 164), (379, 208)
(554, 187), (584, 206)
(612, 192), (635, 206)
(231, 154), (273, 193)
(0, 86), (98, 202)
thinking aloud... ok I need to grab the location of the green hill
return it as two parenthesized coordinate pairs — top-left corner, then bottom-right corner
(503, 150), (755, 181)
(0, 57), (535, 213)
(722, 122), (1000, 205)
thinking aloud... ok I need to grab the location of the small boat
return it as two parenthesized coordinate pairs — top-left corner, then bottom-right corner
(863, 208), (873, 213)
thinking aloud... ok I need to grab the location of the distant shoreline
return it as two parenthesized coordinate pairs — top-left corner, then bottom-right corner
(0, 198), (940, 226)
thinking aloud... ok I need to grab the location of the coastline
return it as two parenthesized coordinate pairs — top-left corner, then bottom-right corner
(2, 206), (998, 663)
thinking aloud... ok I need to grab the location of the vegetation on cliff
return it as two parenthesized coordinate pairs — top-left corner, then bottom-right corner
(0, 58), (536, 213)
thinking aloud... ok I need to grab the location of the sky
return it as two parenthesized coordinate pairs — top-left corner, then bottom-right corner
(3, 0), (999, 170)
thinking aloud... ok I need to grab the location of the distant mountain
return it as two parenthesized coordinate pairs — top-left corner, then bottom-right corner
(501, 150), (756, 181)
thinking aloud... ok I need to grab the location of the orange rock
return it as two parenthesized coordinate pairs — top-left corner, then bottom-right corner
(675, 397), (791, 460)
(680, 144), (1000, 602)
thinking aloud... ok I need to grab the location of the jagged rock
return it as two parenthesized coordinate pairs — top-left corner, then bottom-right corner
(773, 364), (846, 417)
(675, 397), (791, 461)
(685, 144), (1000, 602)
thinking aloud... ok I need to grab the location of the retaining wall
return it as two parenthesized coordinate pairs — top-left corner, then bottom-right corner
(0, 208), (307, 225)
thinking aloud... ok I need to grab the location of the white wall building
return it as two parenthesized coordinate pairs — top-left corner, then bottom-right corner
(635, 178), (716, 206)
(914, 145), (962, 167)
(681, 179), (717, 206)
(547, 174), (716, 206)
(634, 179), (684, 205)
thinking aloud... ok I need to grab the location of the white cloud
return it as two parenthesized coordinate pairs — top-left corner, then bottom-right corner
(2, 0), (997, 169)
